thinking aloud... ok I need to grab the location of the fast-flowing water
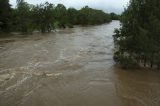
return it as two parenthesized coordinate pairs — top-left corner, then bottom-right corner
(0, 21), (160, 106)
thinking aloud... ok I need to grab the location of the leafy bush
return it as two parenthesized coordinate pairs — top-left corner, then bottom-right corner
(119, 56), (139, 69)
(114, 51), (139, 69)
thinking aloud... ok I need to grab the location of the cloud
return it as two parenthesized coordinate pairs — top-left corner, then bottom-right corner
(9, 0), (129, 14)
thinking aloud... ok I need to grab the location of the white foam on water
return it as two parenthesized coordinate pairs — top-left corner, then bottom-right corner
(46, 73), (62, 77)
(6, 75), (31, 91)
(0, 73), (16, 82)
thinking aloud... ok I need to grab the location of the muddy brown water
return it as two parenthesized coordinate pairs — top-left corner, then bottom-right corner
(0, 21), (160, 106)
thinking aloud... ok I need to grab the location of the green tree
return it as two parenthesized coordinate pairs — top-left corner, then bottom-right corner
(54, 4), (67, 28)
(0, 0), (11, 32)
(113, 0), (160, 69)
(13, 0), (33, 33)
(1, 1), (112, 34)
(32, 2), (55, 33)
(77, 6), (111, 25)
(67, 8), (78, 27)
(110, 12), (120, 20)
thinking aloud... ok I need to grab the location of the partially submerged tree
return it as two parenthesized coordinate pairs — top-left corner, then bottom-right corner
(113, 0), (160, 69)
(1, 0), (112, 34)
(14, 0), (33, 33)
(32, 2), (55, 33)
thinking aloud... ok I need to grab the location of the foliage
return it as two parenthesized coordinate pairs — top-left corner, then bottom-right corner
(0, 0), (113, 33)
(110, 12), (120, 20)
(67, 8), (78, 25)
(32, 2), (55, 33)
(77, 6), (111, 25)
(54, 4), (67, 28)
(113, 0), (160, 69)
(113, 51), (139, 69)
(12, 0), (34, 33)
(0, 0), (11, 32)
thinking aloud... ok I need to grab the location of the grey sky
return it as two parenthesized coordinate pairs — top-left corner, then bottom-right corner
(10, 0), (129, 14)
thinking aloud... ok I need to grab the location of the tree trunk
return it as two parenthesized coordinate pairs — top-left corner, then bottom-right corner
(150, 53), (154, 68)
(144, 56), (146, 67)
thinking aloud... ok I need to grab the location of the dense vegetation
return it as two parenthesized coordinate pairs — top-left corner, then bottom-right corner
(0, 0), (11, 32)
(113, 0), (160, 69)
(0, 0), (118, 34)
(110, 12), (120, 20)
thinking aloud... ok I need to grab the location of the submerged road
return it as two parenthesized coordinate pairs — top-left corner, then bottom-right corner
(0, 21), (160, 106)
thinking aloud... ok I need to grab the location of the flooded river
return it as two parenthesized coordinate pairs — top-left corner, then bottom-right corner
(0, 21), (160, 106)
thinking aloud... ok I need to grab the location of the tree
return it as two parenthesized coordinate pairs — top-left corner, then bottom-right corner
(32, 2), (55, 33)
(1, 1), (112, 33)
(77, 6), (111, 25)
(110, 12), (120, 20)
(54, 4), (67, 28)
(0, 0), (11, 32)
(113, 0), (160, 69)
(67, 8), (78, 26)
(12, 0), (34, 33)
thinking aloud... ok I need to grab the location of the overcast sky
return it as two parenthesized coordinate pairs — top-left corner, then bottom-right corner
(10, 0), (129, 14)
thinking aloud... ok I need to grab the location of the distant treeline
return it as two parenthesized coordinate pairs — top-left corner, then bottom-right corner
(0, 0), (119, 33)
(113, 0), (160, 69)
